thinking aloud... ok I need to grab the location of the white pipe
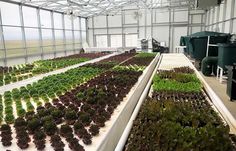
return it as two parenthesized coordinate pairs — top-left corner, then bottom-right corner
(115, 54), (163, 151)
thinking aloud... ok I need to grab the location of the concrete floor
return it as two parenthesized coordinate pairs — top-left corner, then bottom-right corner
(200, 73), (236, 119)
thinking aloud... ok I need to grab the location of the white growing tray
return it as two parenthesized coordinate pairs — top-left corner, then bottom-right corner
(0, 53), (119, 95)
(0, 53), (160, 151)
(115, 53), (236, 151)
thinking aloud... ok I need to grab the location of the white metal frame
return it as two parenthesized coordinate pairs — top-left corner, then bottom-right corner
(206, 35), (218, 56)
(7, 0), (198, 18)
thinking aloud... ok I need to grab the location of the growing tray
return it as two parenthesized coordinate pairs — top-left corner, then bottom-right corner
(0, 53), (159, 151)
(0, 53), (118, 95)
(85, 53), (160, 151)
(115, 53), (236, 151)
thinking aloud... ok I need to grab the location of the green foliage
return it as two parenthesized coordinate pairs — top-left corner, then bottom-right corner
(65, 110), (77, 121)
(33, 130), (46, 140)
(135, 52), (156, 58)
(113, 65), (145, 72)
(126, 100), (234, 151)
(43, 121), (57, 136)
(0, 55), (92, 85)
(127, 67), (233, 150)
(27, 118), (41, 132)
(5, 114), (14, 124)
(26, 100), (35, 112)
(153, 74), (202, 93)
(51, 109), (63, 119)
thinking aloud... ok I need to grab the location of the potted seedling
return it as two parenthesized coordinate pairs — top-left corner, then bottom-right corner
(43, 121), (57, 136)
(60, 124), (73, 138)
(65, 110), (77, 125)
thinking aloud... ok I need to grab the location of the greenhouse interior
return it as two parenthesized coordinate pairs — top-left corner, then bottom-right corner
(0, 0), (236, 150)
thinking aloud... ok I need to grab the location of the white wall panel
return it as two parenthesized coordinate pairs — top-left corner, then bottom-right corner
(43, 53), (54, 60)
(152, 26), (169, 45)
(139, 9), (146, 26)
(219, 3), (224, 21)
(108, 28), (122, 34)
(7, 58), (25, 66)
(212, 25), (217, 32)
(88, 19), (93, 28)
(125, 34), (138, 47)
(110, 35), (122, 47)
(218, 23), (223, 32)
(213, 7), (218, 23)
(124, 10), (137, 24)
(224, 21), (230, 33)
(94, 29), (107, 35)
(66, 51), (74, 55)
(96, 35), (108, 47)
(191, 26), (201, 34)
(190, 10), (205, 14)
(56, 52), (66, 58)
(124, 28), (137, 34)
(87, 7), (205, 48)
(146, 11), (152, 25)
(27, 55), (41, 64)
(94, 16), (107, 28)
(172, 27), (187, 52)
(139, 27), (145, 39)
(234, 1), (236, 17)
(154, 10), (169, 23)
(233, 20), (236, 33)
(225, 0), (232, 20)
(206, 11), (210, 26)
(209, 8), (214, 25)
(108, 15), (122, 27)
(146, 27), (152, 38)
(192, 15), (202, 24)
(173, 10), (188, 22)
(88, 29), (94, 46)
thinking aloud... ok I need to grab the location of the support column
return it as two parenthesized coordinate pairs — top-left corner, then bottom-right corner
(229, 0), (235, 33)
(19, 5), (27, 64)
(222, 1), (227, 32)
(80, 17), (83, 48)
(121, 10), (125, 49)
(51, 11), (56, 57)
(106, 15), (110, 47)
(71, 16), (75, 54)
(86, 18), (89, 47)
(151, 9), (153, 38)
(187, 8), (190, 35)
(145, 9), (147, 38)
(62, 14), (67, 56)
(92, 17), (96, 47)
(168, 8), (171, 50)
(0, 9), (7, 66)
(36, 8), (44, 60)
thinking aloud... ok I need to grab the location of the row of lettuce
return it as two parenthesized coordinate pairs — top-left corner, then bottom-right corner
(0, 52), (156, 150)
(0, 53), (107, 86)
(125, 67), (236, 151)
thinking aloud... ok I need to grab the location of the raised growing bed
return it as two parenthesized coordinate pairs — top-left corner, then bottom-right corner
(116, 57), (236, 150)
(0, 53), (117, 94)
(0, 53), (107, 86)
(0, 53), (135, 124)
(0, 52), (157, 151)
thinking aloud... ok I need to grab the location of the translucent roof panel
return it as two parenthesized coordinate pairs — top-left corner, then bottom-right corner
(10, 0), (197, 18)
